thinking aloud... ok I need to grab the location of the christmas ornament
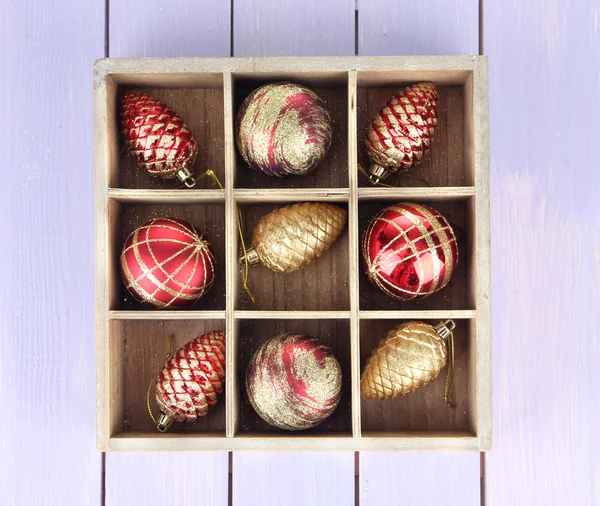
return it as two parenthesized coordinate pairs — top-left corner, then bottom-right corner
(236, 82), (332, 177)
(153, 331), (226, 431)
(121, 91), (198, 187)
(361, 320), (455, 401)
(362, 202), (457, 300)
(242, 202), (347, 273)
(246, 333), (342, 430)
(365, 82), (438, 183)
(120, 217), (215, 308)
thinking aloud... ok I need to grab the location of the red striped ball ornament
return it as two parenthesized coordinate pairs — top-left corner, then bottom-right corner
(154, 331), (226, 431)
(365, 82), (438, 183)
(362, 203), (458, 300)
(246, 333), (342, 431)
(120, 217), (215, 308)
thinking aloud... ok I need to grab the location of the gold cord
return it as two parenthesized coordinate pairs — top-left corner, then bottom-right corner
(357, 163), (432, 188)
(146, 334), (174, 425)
(237, 208), (256, 303)
(178, 169), (224, 189)
(444, 329), (456, 409)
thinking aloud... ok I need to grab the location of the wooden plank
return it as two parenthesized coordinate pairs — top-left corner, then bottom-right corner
(110, 0), (230, 57)
(106, 453), (229, 506)
(233, 0), (355, 56)
(106, 1), (231, 503)
(232, 5), (355, 503)
(484, 0), (600, 504)
(360, 453), (480, 505)
(358, 0), (479, 56)
(0, 0), (104, 504)
(233, 453), (355, 506)
(358, 2), (482, 505)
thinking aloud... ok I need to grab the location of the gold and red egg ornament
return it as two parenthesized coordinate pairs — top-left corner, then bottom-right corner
(235, 82), (333, 178)
(120, 217), (215, 309)
(365, 82), (438, 183)
(153, 331), (226, 431)
(246, 333), (342, 430)
(362, 202), (457, 300)
(121, 91), (198, 187)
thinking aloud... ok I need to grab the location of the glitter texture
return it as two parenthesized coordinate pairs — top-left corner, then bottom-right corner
(235, 82), (332, 177)
(121, 91), (198, 180)
(361, 322), (447, 399)
(362, 203), (458, 300)
(246, 333), (342, 431)
(120, 217), (215, 308)
(251, 202), (347, 273)
(365, 83), (438, 176)
(155, 331), (226, 423)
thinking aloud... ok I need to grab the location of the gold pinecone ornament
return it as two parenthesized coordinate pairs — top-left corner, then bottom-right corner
(242, 202), (347, 273)
(361, 320), (455, 401)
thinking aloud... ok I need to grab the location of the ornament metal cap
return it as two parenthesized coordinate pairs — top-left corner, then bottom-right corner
(176, 167), (196, 188)
(240, 248), (260, 265)
(156, 412), (174, 432)
(369, 164), (390, 185)
(433, 320), (456, 340)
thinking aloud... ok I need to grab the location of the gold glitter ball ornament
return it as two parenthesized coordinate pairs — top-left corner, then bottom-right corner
(243, 202), (347, 273)
(235, 82), (333, 177)
(365, 82), (438, 183)
(361, 320), (454, 400)
(246, 333), (342, 430)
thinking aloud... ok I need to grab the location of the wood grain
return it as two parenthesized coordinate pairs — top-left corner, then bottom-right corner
(484, 0), (600, 503)
(110, 0), (230, 57)
(233, 0), (355, 57)
(358, 0), (479, 56)
(0, 0), (104, 504)
(358, 3), (482, 505)
(360, 453), (480, 505)
(106, 2), (230, 503)
(106, 452), (229, 506)
(233, 452), (355, 506)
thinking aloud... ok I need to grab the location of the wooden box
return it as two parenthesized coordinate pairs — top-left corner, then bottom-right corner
(95, 56), (491, 451)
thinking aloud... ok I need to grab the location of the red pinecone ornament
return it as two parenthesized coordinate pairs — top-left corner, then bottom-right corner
(365, 83), (438, 183)
(154, 331), (226, 431)
(120, 217), (215, 309)
(362, 203), (457, 300)
(121, 91), (198, 187)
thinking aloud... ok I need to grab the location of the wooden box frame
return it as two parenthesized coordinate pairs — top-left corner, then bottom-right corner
(95, 56), (490, 452)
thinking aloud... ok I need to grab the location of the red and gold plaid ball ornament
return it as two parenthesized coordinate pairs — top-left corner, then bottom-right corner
(246, 333), (342, 430)
(154, 331), (226, 431)
(362, 203), (457, 301)
(121, 91), (198, 187)
(236, 82), (332, 178)
(120, 217), (215, 308)
(365, 83), (438, 183)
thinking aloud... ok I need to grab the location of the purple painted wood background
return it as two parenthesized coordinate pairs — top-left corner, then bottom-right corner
(2, 0), (599, 504)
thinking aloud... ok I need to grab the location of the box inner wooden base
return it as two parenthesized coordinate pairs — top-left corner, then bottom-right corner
(97, 58), (488, 451)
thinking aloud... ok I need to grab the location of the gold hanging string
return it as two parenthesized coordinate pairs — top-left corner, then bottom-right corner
(146, 334), (174, 425)
(237, 207), (256, 303)
(444, 328), (456, 409)
(357, 163), (432, 188)
(178, 169), (224, 190)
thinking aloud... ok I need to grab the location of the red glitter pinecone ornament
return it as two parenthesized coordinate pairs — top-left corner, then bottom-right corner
(154, 331), (226, 431)
(365, 83), (438, 183)
(362, 202), (457, 300)
(121, 91), (198, 187)
(120, 217), (215, 309)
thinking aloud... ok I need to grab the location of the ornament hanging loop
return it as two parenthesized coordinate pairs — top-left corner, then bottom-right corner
(146, 334), (175, 431)
(237, 207), (256, 303)
(433, 320), (457, 410)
